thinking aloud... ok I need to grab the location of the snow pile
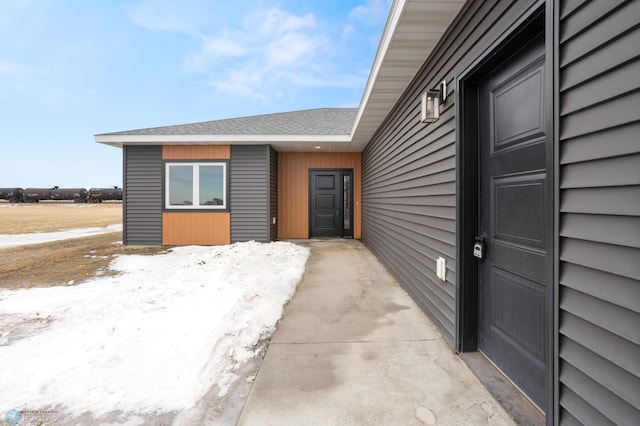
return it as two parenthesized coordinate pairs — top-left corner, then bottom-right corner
(0, 224), (123, 249)
(0, 241), (309, 419)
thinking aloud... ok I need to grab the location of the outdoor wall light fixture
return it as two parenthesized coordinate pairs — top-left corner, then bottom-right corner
(421, 80), (447, 123)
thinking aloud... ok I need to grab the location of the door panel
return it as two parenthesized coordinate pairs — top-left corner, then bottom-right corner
(492, 173), (546, 250)
(478, 34), (550, 410)
(310, 170), (342, 237)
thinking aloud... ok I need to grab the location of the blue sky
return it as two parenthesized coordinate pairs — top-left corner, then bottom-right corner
(0, 0), (391, 188)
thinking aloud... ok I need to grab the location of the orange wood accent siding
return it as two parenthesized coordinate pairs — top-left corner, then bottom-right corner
(162, 145), (230, 160)
(278, 152), (361, 239)
(162, 212), (230, 245)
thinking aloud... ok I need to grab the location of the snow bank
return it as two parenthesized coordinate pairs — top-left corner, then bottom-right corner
(0, 241), (310, 419)
(0, 224), (123, 249)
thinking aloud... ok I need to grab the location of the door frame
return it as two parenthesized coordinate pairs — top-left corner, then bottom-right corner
(455, 1), (556, 422)
(308, 168), (354, 238)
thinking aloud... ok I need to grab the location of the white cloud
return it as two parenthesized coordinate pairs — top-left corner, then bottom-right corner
(0, 60), (64, 106)
(125, 0), (209, 33)
(203, 37), (246, 57)
(343, 24), (356, 37)
(178, 3), (384, 102)
(261, 8), (316, 34)
(0, 61), (30, 74)
(265, 32), (326, 68)
(0, 0), (44, 31)
(186, 6), (353, 99)
(284, 70), (365, 89)
(349, 0), (391, 25)
(210, 65), (265, 99)
(0, 0), (51, 51)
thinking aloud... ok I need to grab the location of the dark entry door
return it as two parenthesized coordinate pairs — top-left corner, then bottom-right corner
(310, 170), (352, 238)
(477, 34), (550, 409)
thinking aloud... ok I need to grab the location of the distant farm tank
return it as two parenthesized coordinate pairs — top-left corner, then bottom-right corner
(50, 187), (89, 203)
(2, 186), (122, 203)
(23, 188), (53, 202)
(22, 187), (88, 203)
(88, 187), (123, 203)
(0, 188), (24, 203)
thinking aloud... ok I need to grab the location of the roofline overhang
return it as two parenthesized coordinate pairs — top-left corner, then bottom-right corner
(350, 0), (405, 138)
(95, 133), (351, 147)
(348, 0), (466, 150)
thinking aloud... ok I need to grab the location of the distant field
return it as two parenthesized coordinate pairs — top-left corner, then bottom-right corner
(0, 202), (122, 234)
(0, 202), (165, 290)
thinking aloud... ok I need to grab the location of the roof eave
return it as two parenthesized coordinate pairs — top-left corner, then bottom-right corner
(95, 134), (352, 148)
(349, 0), (466, 150)
(349, 0), (406, 139)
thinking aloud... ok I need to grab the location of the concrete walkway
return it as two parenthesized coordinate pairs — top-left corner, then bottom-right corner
(238, 239), (515, 425)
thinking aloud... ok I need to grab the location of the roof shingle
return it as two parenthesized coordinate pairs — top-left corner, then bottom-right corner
(98, 108), (357, 137)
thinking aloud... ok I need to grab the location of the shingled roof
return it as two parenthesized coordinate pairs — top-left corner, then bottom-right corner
(99, 108), (357, 137)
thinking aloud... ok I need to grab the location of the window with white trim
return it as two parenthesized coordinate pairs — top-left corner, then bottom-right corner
(165, 163), (227, 209)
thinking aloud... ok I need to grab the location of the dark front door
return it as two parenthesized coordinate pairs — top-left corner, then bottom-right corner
(309, 170), (353, 238)
(477, 34), (550, 410)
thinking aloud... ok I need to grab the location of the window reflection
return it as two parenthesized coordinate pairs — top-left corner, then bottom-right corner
(199, 166), (224, 206)
(166, 163), (226, 209)
(168, 165), (193, 206)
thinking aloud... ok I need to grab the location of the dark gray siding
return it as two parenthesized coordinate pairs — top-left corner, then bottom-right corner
(123, 146), (162, 245)
(558, 1), (640, 424)
(269, 147), (278, 241)
(362, 0), (536, 346)
(230, 145), (271, 243)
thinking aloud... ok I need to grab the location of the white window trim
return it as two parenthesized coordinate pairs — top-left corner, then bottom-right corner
(165, 162), (227, 210)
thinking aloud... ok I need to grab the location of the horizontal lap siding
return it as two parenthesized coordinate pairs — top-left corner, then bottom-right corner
(362, 0), (533, 346)
(123, 146), (162, 245)
(558, 1), (640, 424)
(231, 146), (270, 243)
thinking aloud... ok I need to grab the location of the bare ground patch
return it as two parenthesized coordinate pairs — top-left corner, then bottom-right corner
(0, 232), (168, 290)
(0, 202), (122, 234)
(0, 202), (151, 290)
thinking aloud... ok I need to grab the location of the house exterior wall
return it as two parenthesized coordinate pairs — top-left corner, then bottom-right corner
(230, 145), (273, 243)
(123, 145), (163, 245)
(362, 0), (639, 423)
(278, 152), (361, 239)
(161, 145), (231, 245)
(362, 0), (536, 347)
(123, 144), (277, 246)
(557, 1), (640, 424)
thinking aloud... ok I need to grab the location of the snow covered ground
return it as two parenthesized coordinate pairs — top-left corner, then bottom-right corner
(0, 241), (310, 424)
(0, 224), (123, 249)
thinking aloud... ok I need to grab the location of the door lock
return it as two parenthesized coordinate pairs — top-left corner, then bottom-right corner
(473, 235), (486, 259)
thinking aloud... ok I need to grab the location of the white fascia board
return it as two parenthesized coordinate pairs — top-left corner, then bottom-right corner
(350, 0), (406, 137)
(95, 134), (351, 147)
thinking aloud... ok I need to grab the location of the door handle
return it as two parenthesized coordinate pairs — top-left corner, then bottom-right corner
(473, 235), (486, 259)
(336, 209), (340, 216)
